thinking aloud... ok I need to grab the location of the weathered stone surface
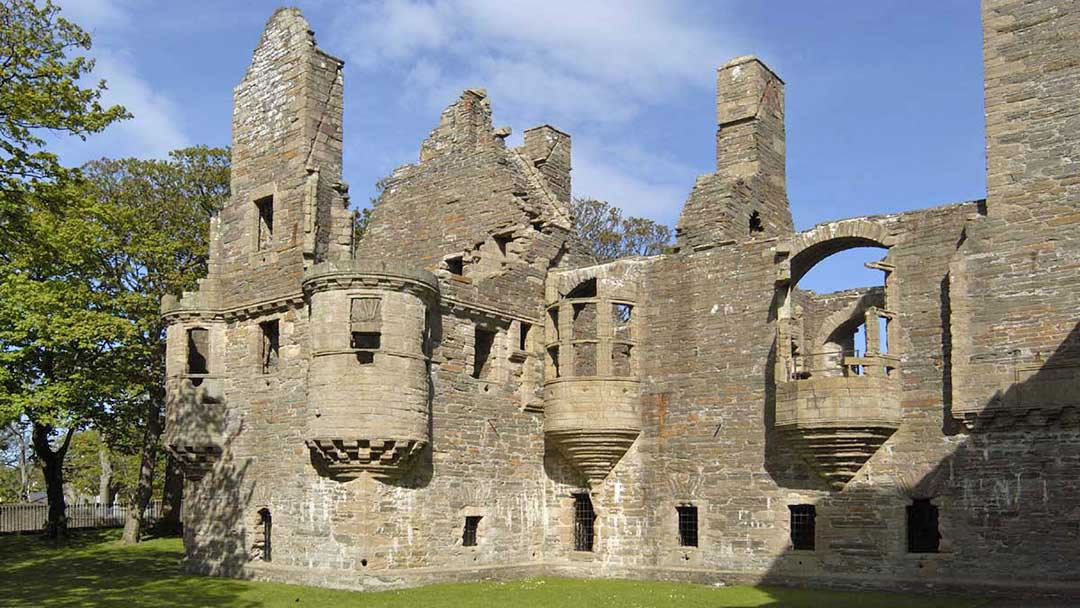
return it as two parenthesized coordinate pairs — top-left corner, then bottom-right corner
(162, 1), (1080, 598)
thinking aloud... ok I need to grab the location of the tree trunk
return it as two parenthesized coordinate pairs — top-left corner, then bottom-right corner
(31, 423), (74, 540)
(121, 398), (163, 544)
(158, 453), (183, 535)
(15, 422), (30, 501)
(98, 445), (114, 505)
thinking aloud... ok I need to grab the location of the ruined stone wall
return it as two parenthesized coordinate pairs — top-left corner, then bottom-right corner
(165, 0), (1080, 597)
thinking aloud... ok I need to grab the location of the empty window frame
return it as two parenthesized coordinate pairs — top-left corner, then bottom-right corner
(612, 303), (632, 340)
(257, 508), (272, 562)
(462, 515), (482, 547)
(519, 323), (531, 352)
(186, 327), (210, 375)
(494, 233), (513, 259)
(255, 195), (274, 251)
(749, 210), (764, 234)
(548, 307), (560, 341)
(351, 332), (381, 350)
(260, 319), (280, 374)
(446, 256), (464, 276)
(676, 505), (698, 547)
(473, 327), (496, 379)
(547, 346), (560, 378)
(789, 504), (816, 551)
(907, 499), (941, 553)
(572, 302), (597, 340)
(573, 493), (596, 552)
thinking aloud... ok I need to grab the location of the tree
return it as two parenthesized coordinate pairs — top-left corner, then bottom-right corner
(0, 178), (134, 537)
(0, 147), (228, 539)
(77, 146), (228, 543)
(0, 418), (37, 502)
(570, 197), (672, 264)
(0, 0), (128, 195)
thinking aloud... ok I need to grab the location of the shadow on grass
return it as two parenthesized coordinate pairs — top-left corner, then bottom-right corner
(0, 531), (985, 608)
(0, 529), (257, 608)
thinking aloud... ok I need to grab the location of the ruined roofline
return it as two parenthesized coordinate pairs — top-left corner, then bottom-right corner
(234, 7), (344, 89)
(523, 123), (571, 138)
(796, 198), (986, 234)
(721, 54), (785, 85)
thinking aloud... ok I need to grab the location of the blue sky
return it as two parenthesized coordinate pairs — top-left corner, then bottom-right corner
(52, 0), (985, 292)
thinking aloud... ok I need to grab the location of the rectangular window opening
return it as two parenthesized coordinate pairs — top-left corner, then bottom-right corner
(473, 327), (496, 379)
(187, 327), (209, 375)
(548, 307), (560, 342)
(260, 319), (280, 375)
(789, 504), (816, 551)
(573, 493), (596, 552)
(446, 256), (464, 276)
(255, 195), (274, 251)
(462, 515), (482, 547)
(351, 332), (381, 350)
(572, 302), (597, 340)
(519, 323), (531, 351)
(547, 346), (560, 378)
(907, 499), (941, 553)
(612, 343), (633, 377)
(677, 505), (698, 547)
(494, 233), (513, 258)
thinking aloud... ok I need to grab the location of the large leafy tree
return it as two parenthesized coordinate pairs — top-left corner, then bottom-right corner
(77, 147), (229, 543)
(571, 196), (672, 264)
(0, 0), (128, 196)
(0, 148), (228, 539)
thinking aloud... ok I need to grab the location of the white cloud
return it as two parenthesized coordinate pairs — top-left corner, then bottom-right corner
(330, 0), (732, 128)
(328, 0), (733, 224)
(51, 0), (190, 163)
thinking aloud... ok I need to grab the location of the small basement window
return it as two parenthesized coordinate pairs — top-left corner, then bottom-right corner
(907, 499), (941, 553)
(187, 327), (209, 375)
(789, 504), (816, 551)
(260, 319), (279, 374)
(677, 505), (698, 547)
(473, 327), (496, 379)
(462, 515), (482, 547)
(446, 256), (464, 276)
(573, 493), (596, 552)
(255, 195), (274, 251)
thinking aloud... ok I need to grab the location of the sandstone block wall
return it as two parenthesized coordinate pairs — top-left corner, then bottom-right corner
(162, 1), (1080, 598)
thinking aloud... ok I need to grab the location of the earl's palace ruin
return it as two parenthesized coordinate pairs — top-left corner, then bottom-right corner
(162, 0), (1080, 596)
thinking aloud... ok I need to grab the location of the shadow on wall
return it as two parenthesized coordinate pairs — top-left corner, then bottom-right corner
(760, 321), (1080, 595)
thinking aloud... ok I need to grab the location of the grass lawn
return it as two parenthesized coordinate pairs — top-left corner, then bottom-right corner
(0, 530), (987, 608)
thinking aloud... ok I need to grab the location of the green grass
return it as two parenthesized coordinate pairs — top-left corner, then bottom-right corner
(0, 530), (986, 608)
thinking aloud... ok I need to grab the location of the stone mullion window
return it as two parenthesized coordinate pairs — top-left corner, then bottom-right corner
(559, 301), (574, 376)
(595, 297), (613, 376)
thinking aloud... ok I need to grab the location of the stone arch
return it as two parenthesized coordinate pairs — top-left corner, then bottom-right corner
(787, 218), (897, 286)
(809, 289), (885, 377)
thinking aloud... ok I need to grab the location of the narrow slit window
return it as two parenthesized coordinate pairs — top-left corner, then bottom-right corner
(677, 505), (698, 547)
(446, 256), (464, 276)
(907, 499), (941, 553)
(260, 319), (280, 374)
(573, 493), (596, 552)
(519, 323), (531, 351)
(257, 508), (272, 562)
(548, 307), (560, 342)
(789, 504), (816, 551)
(473, 327), (495, 379)
(187, 328), (209, 375)
(255, 195), (274, 251)
(462, 515), (482, 547)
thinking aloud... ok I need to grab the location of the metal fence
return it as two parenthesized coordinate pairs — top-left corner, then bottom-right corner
(0, 501), (161, 534)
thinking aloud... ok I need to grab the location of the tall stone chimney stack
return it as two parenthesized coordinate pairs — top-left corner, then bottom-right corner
(676, 56), (793, 249)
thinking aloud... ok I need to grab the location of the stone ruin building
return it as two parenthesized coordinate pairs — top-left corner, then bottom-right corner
(161, 0), (1080, 597)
